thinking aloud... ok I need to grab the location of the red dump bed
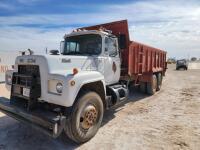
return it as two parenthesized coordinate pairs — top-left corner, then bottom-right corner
(128, 41), (167, 81)
(78, 20), (167, 82)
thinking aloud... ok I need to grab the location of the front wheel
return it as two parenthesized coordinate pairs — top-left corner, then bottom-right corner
(64, 91), (104, 143)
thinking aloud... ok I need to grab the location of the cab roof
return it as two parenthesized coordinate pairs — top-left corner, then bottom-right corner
(64, 30), (112, 38)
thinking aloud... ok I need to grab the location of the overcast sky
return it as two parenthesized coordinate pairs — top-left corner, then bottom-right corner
(0, 0), (200, 59)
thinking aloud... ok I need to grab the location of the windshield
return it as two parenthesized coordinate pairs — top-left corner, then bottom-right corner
(177, 60), (186, 64)
(62, 34), (102, 55)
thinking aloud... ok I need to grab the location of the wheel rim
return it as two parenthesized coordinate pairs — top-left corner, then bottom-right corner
(80, 104), (98, 130)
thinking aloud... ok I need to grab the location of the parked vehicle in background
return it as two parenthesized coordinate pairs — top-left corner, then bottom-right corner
(191, 57), (197, 61)
(176, 59), (188, 70)
(0, 20), (167, 143)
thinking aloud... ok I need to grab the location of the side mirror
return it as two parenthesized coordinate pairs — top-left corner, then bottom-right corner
(50, 50), (59, 55)
(109, 51), (117, 57)
(105, 48), (109, 56)
(118, 34), (127, 49)
(113, 42), (117, 48)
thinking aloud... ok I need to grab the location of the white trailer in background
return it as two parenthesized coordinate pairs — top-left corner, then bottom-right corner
(188, 61), (200, 69)
(0, 52), (18, 83)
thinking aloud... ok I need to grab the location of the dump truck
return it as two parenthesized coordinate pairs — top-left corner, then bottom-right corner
(0, 20), (167, 143)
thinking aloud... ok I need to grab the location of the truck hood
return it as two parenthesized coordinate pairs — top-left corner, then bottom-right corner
(15, 54), (104, 76)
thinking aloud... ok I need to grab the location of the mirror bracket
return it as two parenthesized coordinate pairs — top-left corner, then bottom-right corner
(60, 41), (65, 54)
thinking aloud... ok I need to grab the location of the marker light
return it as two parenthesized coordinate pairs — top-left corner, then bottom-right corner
(70, 80), (75, 86)
(73, 68), (78, 75)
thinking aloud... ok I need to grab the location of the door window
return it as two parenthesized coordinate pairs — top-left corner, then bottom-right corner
(105, 37), (118, 57)
(66, 42), (80, 53)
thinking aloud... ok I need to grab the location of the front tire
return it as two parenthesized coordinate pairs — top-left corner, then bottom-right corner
(64, 91), (104, 143)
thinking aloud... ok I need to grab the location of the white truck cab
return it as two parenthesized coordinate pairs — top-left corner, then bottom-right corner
(62, 30), (121, 85)
(6, 30), (124, 107)
(3, 29), (128, 143)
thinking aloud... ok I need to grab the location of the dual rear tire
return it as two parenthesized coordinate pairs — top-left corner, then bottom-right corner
(140, 73), (163, 95)
(147, 75), (157, 95)
(156, 73), (162, 91)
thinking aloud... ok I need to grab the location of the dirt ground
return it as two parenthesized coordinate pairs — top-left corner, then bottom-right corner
(0, 64), (200, 150)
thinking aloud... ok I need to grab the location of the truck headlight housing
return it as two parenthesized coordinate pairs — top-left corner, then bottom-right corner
(48, 80), (63, 95)
(56, 82), (63, 93)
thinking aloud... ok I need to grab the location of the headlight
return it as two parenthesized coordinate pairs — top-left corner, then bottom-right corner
(48, 80), (63, 95)
(56, 82), (63, 93)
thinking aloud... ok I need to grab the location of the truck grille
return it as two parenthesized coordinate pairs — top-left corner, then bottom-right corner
(18, 65), (40, 76)
(12, 65), (41, 100)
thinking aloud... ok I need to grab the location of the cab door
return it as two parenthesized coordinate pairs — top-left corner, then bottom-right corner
(104, 37), (121, 85)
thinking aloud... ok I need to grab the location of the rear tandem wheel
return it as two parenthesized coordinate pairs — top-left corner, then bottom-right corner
(156, 73), (163, 91)
(146, 74), (157, 95)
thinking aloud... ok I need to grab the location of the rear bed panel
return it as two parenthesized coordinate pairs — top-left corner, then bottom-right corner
(128, 41), (167, 81)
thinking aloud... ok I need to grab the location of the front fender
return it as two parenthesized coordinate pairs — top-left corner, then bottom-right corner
(70, 71), (106, 105)
(45, 71), (106, 107)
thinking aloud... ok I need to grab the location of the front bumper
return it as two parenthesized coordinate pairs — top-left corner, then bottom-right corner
(0, 97), (66, 138)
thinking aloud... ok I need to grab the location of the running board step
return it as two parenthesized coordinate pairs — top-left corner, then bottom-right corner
(106, 84), (129, 107)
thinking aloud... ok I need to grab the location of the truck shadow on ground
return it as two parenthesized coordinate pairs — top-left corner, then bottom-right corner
(0, 115), (78, 150)
(0, 88), (148, 150)
(102, 87), (149, 127)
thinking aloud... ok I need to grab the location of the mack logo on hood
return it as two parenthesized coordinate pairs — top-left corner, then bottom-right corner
(27, 58), (36, 63)
(62, 58), (71, 63)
